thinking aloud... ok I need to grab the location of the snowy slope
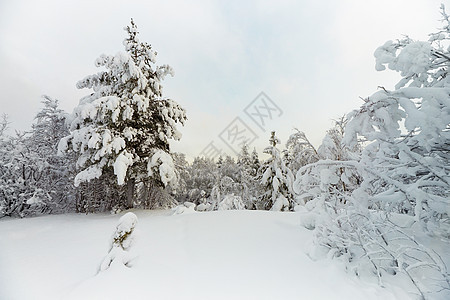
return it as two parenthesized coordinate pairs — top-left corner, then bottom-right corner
(0, 210), (410, 300)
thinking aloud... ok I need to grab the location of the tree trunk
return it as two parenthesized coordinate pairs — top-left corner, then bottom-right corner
(126, 178), (135, 209)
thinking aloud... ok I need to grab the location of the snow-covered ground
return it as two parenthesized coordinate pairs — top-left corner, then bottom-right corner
(0, 210), (413, 299)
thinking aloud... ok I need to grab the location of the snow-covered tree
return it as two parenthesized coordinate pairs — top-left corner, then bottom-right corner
(317, 117), (361, 196)
(219, 156), (239, 182)
(209, 155), (242, 210)
(76, 169), (128, 214)
(210, 176), (241, 210)
(29, 96), (75, 212)
(285, 129), (319, 176)
(344, 5), (450, 237)
(169, 152), (189, 203)
(185, 157), (216, 205)
(0, 98), (75, 217)
(250, 148), (261, 178)
(293, 117), (361, 207)
(317, 117), (359, 161)
(237, 143), (252, 171)
(260, 131), (295, 211)
(236, 144), (261, 209)
(59, 19), (186, 209)
(0, 115), (17, 217)
(217, 194), (245, 211)
(294, 7), (450, 299)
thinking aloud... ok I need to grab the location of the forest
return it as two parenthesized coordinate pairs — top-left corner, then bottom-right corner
(1, 6), (449, 300)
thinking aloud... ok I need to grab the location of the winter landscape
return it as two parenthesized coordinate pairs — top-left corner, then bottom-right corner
(1, 1), (449, 299)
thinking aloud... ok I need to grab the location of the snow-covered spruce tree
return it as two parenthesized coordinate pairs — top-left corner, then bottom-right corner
(343, 5), (450, 238)
(260, 131), (295, 211)
(59, 19), (186, 209)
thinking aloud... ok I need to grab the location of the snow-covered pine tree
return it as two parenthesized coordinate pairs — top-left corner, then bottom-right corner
(261, 131), (295, 211)
(59, 19), (186, 209)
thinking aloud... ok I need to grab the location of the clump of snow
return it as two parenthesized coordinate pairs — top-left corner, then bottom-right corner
(270, 194), (290, 211)
(147, 150), (177, 187)
(172, 202), (196, 215)
(26, 196), (42, 205)
(374, 41), (432, 76)
(74, 165), (102, 187)
(196, 203), (211, 212)
(319, 168), (339, 185)
(217, 194), (245, 211)
(295, 206), (319, 230)
(395, 41), (432, 76)
(113, 151), (134, 185)
(374, 40), (397, 71)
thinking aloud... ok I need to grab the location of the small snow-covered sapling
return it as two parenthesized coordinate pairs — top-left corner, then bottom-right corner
(99, 212), (138, 272)
(111, 212), (138, 250)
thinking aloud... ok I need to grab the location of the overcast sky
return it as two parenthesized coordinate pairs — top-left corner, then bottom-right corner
(0, 0), (444, 160)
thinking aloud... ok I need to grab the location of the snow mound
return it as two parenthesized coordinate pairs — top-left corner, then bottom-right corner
(172, 202), (196, 215)
(218, 194), (245, 211)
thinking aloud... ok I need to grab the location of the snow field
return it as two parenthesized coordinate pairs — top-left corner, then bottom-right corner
(0, 210), (409, 299)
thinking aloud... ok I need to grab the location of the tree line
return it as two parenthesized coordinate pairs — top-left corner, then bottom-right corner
(1, 9), (449, 298)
